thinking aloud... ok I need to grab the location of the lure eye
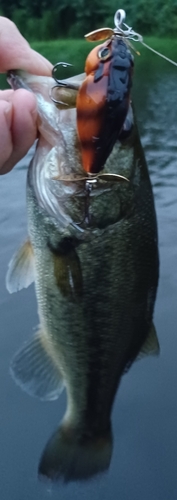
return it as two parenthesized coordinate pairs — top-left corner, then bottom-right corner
(98, 46), (111, 61)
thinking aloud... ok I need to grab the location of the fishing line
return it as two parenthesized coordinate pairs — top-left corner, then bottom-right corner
(50, 8), (177, 108)
(114, 9), (177, 68)
(139, 41), (177, 68)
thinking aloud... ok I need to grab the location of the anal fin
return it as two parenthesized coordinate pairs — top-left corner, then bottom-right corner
(137, 323), (160, 361)
(10, 329), (64, 401)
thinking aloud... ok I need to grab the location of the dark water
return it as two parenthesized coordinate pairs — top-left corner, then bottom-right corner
(1, 62), (177, 500)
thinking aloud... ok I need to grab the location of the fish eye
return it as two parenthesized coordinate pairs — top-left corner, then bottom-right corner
(98, 46), (111, 61)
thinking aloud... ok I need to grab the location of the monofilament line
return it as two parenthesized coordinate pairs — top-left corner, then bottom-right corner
(141, 41), (177, 68)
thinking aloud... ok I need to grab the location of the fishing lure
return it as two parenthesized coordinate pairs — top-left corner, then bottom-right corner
(51, 9), (134, 175)
(50, 7), (177, 173)
(76, 10), (135, 174)
(76, 36), (134, 174)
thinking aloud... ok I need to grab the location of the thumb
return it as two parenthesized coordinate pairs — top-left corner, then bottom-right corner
(0, 17), (52, 76)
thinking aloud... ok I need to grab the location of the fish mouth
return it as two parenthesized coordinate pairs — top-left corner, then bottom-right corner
(29, 151), (132, 234)
(7, 69), (86, 109)
(8, 68), (132, 231)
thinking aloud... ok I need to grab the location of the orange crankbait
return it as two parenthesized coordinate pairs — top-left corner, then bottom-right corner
(76, 37), (134, 174)
(50, 9), (136, 176)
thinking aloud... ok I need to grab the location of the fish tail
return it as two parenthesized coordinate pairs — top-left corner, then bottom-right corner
(38, 422), (113, 482)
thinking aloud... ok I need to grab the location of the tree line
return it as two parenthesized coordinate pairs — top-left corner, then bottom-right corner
(0, 0), (176, 40)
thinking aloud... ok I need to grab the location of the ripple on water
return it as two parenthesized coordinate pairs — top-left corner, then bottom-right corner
(134, 71), (177, 216)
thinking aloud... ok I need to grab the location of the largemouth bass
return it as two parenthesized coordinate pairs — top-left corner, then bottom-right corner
(6, 57), (159, 483)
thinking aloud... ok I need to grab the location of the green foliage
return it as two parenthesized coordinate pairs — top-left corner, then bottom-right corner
(0, 0), (15, 18)
(131, 0), (160, 34)
(0, 0), (176, 39)
(158, 0), (177, 36)
(12, 8), (29, 37)
(73, 0), (112, 35)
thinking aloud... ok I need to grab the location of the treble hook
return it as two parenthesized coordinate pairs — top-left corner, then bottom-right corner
(52, 62), (79, 90)
(52, 62), (72, 86)
(50, 61), (81, 106)
(49, 84), (68, 106)
(76, 178), (97, 226)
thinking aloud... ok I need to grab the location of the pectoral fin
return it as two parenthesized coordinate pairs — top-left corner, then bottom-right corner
(137, 323), (160, 360)
(6, 239), (35, 293)
(49, 241), (83, 301)
(10, 329), (64, 401)
(53, 251), (83, 300)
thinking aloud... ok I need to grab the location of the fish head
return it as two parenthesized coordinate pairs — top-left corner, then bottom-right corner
(8, 69), (86, 228)
(8, 63), (134, 233)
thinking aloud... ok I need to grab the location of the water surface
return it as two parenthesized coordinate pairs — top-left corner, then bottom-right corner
(1, 60), (177, 500)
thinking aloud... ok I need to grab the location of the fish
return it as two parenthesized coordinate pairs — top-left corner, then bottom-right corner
(6, 53), (159, 483)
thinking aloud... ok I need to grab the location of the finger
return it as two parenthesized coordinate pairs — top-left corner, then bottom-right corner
(0, 89), (37, 174)
(0, 100), (13, 168)
(0, 89), (14, 100)
(0, 17), (52, 75)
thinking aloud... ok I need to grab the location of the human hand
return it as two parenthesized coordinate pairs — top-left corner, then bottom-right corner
(0, 17), (52, 174)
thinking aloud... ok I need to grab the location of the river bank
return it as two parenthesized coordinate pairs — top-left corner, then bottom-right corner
(32, 37), (177, 71)
(0, 37), (176, 90)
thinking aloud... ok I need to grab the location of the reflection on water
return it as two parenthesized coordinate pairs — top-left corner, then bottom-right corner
(134, 69), (177, 199)
(0, 63), (177, 499)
